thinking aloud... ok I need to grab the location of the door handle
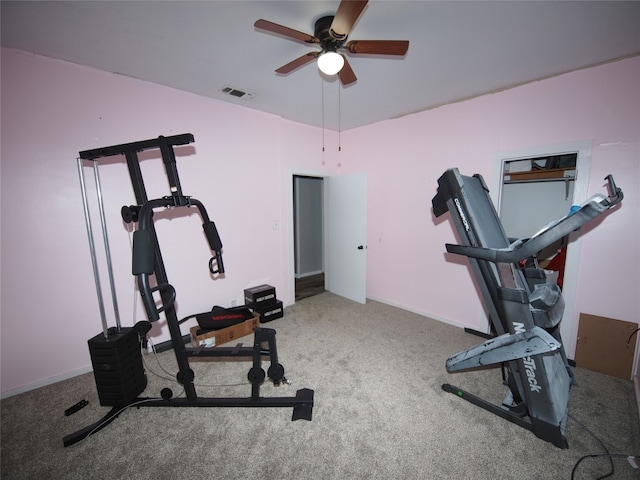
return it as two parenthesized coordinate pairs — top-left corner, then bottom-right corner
(357, 245), (365, 250)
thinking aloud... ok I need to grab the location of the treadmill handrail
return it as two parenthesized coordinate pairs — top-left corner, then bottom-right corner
(445, 176), (622, 264)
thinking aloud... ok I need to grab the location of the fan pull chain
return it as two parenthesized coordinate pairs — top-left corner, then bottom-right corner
(321, 78), (325, 152)
(338, 81), (342, 152)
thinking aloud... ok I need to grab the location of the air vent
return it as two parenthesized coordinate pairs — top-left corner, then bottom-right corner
(220, 86), (254, 100)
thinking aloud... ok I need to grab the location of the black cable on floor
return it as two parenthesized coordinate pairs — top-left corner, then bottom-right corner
(571, 453), (635, 480)
(567, 413), (639, 479)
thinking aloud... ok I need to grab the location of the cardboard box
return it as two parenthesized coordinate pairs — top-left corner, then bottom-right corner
(253, 300), (284, 323)
(244, 284), (276, 308)
(190, 313), (260, 348)
(575, 313), (638, 379)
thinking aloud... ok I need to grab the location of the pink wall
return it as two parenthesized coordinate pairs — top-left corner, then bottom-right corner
(0, 48), (339, 395)
(1, 47), (638, 395)
(342, 55), (639, 359)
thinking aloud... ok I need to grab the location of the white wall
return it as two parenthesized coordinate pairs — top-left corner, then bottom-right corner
(500, 180), (575, 239)
(2, 47), (638, 396)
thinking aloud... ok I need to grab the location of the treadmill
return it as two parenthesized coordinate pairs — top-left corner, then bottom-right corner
(431, 168), (623, 448)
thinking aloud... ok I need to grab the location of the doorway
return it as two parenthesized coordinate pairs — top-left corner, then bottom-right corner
(492, 141), (592, 359)
(500, 152), (577, 289)
(293, 175), (325, 300)
(288, 171), (368, 305)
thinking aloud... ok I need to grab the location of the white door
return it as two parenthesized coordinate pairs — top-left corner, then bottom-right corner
(325, 173), (367, 303)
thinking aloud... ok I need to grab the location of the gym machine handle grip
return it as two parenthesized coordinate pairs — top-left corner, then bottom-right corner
(132, 230), (155, 275)
(133, 197), (224, 318)
(203, 221), (224, 274)
(132, 228), (174, 320)
(203, 221), (222, 250)
(134, 200), (179, 321)
(149, 283), (176, 317)
(139, 274), (176, 322)
(209, 252), (225, 275)
(131, 228), (181, 318)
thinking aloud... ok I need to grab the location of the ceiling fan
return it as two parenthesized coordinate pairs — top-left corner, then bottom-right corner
(254, 0), (409, 86)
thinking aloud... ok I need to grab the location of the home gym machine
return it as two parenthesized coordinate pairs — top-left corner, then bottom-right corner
(431, 168), (622, 448)
(64, 134), (314, 447)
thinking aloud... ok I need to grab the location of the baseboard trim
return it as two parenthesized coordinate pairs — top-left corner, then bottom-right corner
(1, 365), (93, 400)
(151, 335), (191, 353)
(295, 270), (324, 279)
(366, 295), (477, 331)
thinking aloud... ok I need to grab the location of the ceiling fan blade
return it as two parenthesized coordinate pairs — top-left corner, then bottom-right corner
(275, 52), (319, 74)
(254, 19), (318, 43)
(330, 0), (368, 40)
(345, 40), (409, 56)
(338, 55), (357, 86)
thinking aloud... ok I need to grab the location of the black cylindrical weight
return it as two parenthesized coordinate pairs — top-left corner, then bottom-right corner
(176, 368), (195, 385)
(121, 206), (133, 223)
(130, 205), (140, 223)
(160, 388), (173, 400)
(267, 363), (285, 382)
(247, 367), (266, 384)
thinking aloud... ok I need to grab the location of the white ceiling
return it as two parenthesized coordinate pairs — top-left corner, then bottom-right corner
(2, 1), (640, 131)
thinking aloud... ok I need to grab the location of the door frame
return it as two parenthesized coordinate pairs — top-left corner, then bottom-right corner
(491, 140), (592, 359)
(287, 168), (330, 305)
(293, 175), (325, 279)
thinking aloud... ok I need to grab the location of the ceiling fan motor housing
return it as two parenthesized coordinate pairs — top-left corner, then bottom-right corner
(315, 15), (346, 51)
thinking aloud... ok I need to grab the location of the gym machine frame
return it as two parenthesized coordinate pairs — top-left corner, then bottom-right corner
(431, 167), (622, 448)
(64, 134), (313, 447)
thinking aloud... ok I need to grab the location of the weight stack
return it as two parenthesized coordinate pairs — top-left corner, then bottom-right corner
(88, 326), (147, 407)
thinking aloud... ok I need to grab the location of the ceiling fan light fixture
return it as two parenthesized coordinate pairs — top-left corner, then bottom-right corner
(317, 51), (344, 76)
